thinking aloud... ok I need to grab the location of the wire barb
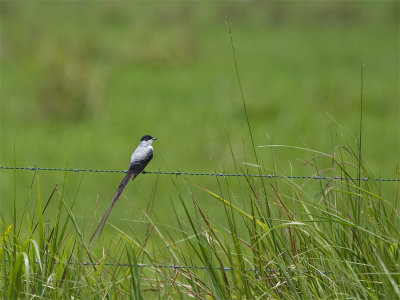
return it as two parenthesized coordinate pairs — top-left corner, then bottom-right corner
(0, 166), (399, 182)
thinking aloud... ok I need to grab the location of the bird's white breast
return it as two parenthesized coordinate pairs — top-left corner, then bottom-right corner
(130, 145), (153, 164)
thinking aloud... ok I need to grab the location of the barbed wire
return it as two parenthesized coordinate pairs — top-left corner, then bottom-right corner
(24, 259), (330, 275)
(1, 258), (330, 274)
(0, 166), (399, 182)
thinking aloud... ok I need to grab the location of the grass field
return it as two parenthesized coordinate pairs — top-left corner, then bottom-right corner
(1, 1), (399, 298)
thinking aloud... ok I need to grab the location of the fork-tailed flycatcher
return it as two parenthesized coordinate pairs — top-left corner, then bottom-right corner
(90, 135), (157, 242)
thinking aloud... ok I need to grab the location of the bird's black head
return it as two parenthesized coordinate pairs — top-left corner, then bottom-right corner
(140, 135), (157, 141)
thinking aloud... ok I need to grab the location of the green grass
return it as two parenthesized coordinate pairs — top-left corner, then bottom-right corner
(1, 2), (399, 298)
(1, 145), (399, 298)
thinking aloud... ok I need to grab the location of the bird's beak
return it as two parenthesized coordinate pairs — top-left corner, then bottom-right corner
(152, 137), (157, 140)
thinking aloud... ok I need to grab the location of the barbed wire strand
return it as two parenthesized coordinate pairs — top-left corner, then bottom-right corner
(0, 166), (399, 182)
(21, 259), (330, 275)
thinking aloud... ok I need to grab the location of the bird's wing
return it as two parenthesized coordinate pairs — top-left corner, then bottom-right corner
(130, 151), (153, 180)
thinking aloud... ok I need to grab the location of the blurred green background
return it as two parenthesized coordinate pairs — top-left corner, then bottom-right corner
(1, 2), (398, 236)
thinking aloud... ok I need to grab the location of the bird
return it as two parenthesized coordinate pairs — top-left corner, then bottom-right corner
(90, 135), (157, 243)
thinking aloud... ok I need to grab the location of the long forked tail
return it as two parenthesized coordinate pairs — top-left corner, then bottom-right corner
(90, 168), (141, 244)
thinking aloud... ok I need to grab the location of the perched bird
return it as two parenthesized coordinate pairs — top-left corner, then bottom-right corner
(90, 135), (157, 243)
